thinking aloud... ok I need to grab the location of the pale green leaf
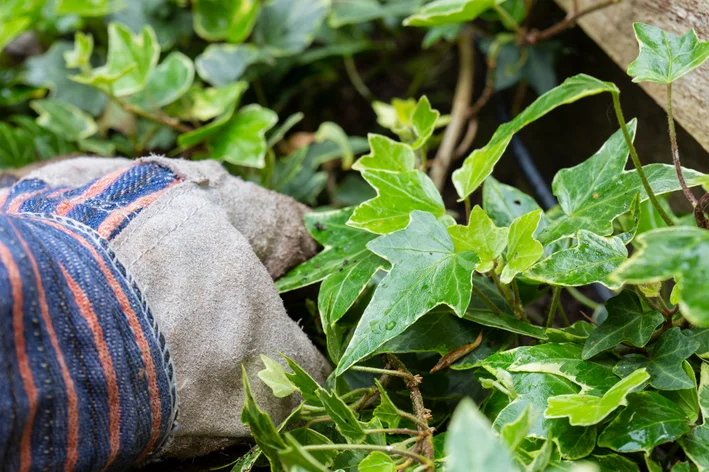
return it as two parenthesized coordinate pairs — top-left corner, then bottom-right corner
(0, 17), (31, 51)
(253, 0), (329, 56)
(64, 32), (93, 70)
(501, 209), (543, 283)
(282, 355), (323, 407)
(55, 0), (124, 16)
(526, 231), (627, 289)
(448, 205), (508, 273)
(130, 51), (194, 108)
(358, 451), (395, 472)
(192, 0), (260, 43)
(352, 134), (416, 173)
(527, 438), (553, 472)
(452, 74), (618, 201)
(173, 81), (248, 126)
(545, 369), (649, 426)
(582, 291), (664, 359)
(318, 388), (367, 443)
(336, 211), (479, 374)
(483, 176), (543, 228)
(612, 227), (709, 327)
(347, 170), (447, 234)
(404, 0), (502, 27)
(196, 44), (270, 86)
(627, 23), (709, 84)
(210, 104), (278, 168)
(315, 122), (353, 169)
(446, 398), (517, 472)
(30, 99), (98, 141)
(597, 391), (690, 453)
(257, 354), (297, 398)
(614, 327), (699, 391)
(501, 404), (534, 451)
(410, 95), (439, 149)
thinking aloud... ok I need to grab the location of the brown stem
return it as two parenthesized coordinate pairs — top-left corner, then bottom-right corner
(667, 83), (698, 208)
(118, 99), (192, 133)
(694, 193), (709, 229)
(429, 27), (475, 191)
(525, 0), (620, 44)
(430, 330), (484, 373)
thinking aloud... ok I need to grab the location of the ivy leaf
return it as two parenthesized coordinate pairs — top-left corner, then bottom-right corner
(279, 433), (329, 472)
(445, 398), (517, 472)
(541, 121), (707, 243)
(282, 355), (322, 407)
(545, 368), (649, 426)
(500, 404), (534, 451)
(289, 428), (338, 467)
(240, 367), (287, 470)
(209, 104), (278, 168)
(317, 388), (367, 443)
(483, 176), (544, 227)
(526, 231), (628, 289)
(358, 452), (395, 472)
(452, 74), (618, 201)
(410, 95), (439, 149)
(501, 209), (543, 283)
(195, 44), (271, 86)
(404, 0), (502, 27)
(336, 211), (479, 374)
(30, 99), (98, 141)
(614, 327), (699, 391)
(73, 22), (160, 97)
(352, 134), (416, 173)
(276, 208), (387, 327)
(627, 23), (709, 84)
(192, 0), (260, 43)
(546, 321), (594, 344)
(64, 32), (93, 70)
(662, 361), (699, 424)
(680, 424), (709, 471)
(253, 0), (329, 56)
(129, 51), (195, 108)
(699, 363), (709, 420)
(448, 206), (508, 273)
(612, 227), (709, 327)
(371, 96), (439, 147)
(315, 122), (354, 169)
(464, 310), (547, 340)
(588, 453), (642, 472)
(329, 0), (424, 27)
(347, 170), (447, 234)
(582, 291), (664, 359)
(55, 0), (123, 16)
(258, 355), (297, 398)
(597, 391), (690, 453)
(372, 379), (400, 429)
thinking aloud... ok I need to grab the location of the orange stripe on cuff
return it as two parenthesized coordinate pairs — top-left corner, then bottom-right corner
(56, 168), (127, 217)
(97, 182), (177, 239)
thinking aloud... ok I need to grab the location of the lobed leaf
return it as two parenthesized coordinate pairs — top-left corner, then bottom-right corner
(352, 134), (416, 173)
(253, 0), (329, 56)
(30, 99), (98, 141)
(317, 388), (367, 443)
(404, 0), (502, 27)
(500, 209), (543, 283)
(129, 51), (195, 108)
(483, 176), (544, 228)
(209, 104), (278, 168)
(448, 205), (508, 273)
(257, 355), (297, 398)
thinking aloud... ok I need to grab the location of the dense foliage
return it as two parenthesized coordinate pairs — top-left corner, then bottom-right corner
(4, 1), (709, 472)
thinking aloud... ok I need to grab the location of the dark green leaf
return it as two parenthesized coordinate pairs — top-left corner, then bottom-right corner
(279, 433), (329, 472)
(282, 355), (323, 407)
(372, 379), (400, 429)
(680, 424), (709, 471)
(254, 0), (329, 56)
(546, 321), (594, 344)
(317, 388), (367, 443)
(289, 428), (338, 467)
(196, 44), (271, 86)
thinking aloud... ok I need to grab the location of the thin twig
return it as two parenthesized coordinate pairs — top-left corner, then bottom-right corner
(525, 0), (621, 43)
(546, 286), (561, 328)
(694, 193), (709, 229)
(612, 92), (674, 226)
(344, 55), (374, 101)
(667, 83), (698, 206)
(429, 27), (475, 191)
(472, 285), (503, 315)
(351, 365), (419, 382)
(303, 444), (433, 467)
(567, 287), (600, 310)
(116, 98), (191, 133)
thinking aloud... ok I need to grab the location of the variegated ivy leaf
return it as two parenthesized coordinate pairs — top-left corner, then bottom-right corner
(72, 22), (160, 97)
(613, 227), (709, 327)
(275, 207), (388, 328)
(614, 327), (699, 391)
(627, 23), (709, 84)
(195, 44), (270, 86)
(500, 209), (543, 283)
(30, 99), (98, 141)
(452, 74), (618, 201)
(129, 51), (195, 109)
(582, 291), (664, 360)
(209, 104), (278, 168)
(546, 369), (649, 426)
(336, 211), (479, 374)
(192, 0), (260, 43)
(253, 0), (329, 56)
(64, 32), (93, 70)
(540, 120), (707, 243)
(680, 423), (709, 472)
(352, 134), (416, 173)
(483, 176), (544, 228)
(699, 363), (709, 420)
(370, 96), (439, 149)
(526, 231), (627, 289)
(257, 354), (297, 398)
(404, 0), (503, 27)
(448, 205), (508, 273)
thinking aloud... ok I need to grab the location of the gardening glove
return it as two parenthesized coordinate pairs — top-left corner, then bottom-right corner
(0, 156), (329, 472)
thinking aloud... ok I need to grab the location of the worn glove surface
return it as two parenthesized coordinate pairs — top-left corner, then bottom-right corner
(0, 157), (328, 471)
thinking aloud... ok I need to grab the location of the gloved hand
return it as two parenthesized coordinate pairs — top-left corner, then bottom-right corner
(0, 156), (330, 471)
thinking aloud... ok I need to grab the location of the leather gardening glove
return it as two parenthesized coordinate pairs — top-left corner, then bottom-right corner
(0, 156), (329, 471)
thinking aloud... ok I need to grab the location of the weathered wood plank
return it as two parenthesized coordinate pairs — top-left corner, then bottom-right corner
(554, 0), (709, 153)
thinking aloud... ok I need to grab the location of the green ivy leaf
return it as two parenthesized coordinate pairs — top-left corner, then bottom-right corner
(500, 404), (534, 451)
(448, 206), (508, 273)
(64, 32), (93, 70)
(357, 451), (395, 472)
(452, 74), (618, 201)
(192, 0), (260, 43)
(240, 366), (287, 470)
(0, 17), (31, 51)
(501, 209), (543, 283)
(612, 227), (709, 327)
(372, 379), (400, 429)
(73, 22), (160, 97)
(209, 104), (278, 168)
(582, 291), (664, 359)
(289, 428), (338, 467)
(352, 134), (416, 173)
(258, 354), (297, 398)
(330, 0), (423, 27)
(276, 208), (387, 327)
(129, 51), (194, 108)
(409, 95), (439, 149)
(370, 96), (439, 147)
(680, 424), (709, 471)
(253, 0), (329, 56)
(597, 391), (690, 453)
(445, 398), (517, 472)
(541, 121), (706, 243)
(282, 355), (323, 407)
(55, 0), (124, 16)
(545, 368), (649, 426)
(336, 211), (479, 374)
(404, 0), (502, 27)
(30, 99), (98, 141)
(315, 122), (354, 169)
(317, 388), (367, 443)
(627, 23), (709, 84)
(587, 453), (642, 472)
(279, 433), (329, 472)
(699, 363), (709, 420)
(614, 327), (699, 391)
(464, 310), (547, 340)
(546, 321), (594, 344)
(526, 231), (627, 289)
(662, 361), (699, 424)
(483, 176), (544, 228)
(347, 170), (447, 234)
(195, 44), (271, 86)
